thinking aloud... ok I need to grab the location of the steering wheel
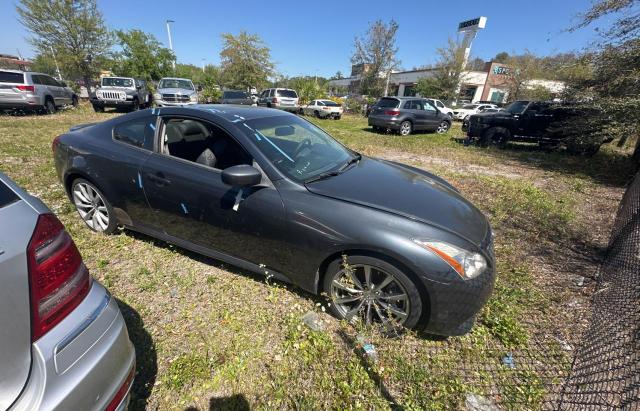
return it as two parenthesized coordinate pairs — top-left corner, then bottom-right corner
(293, 138), (312, 158)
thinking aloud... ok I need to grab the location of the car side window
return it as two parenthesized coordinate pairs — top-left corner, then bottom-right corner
(404, 100), (413, 109)
(43, 76), (58, 86)
(113, 117), (155, 150)
(436, 100), (444, 108)
(423, 101), (436, 111)
(161, 117), (252, 170)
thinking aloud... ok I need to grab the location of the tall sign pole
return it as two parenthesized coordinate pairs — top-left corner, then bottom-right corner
(455, 17), (487, 104)
(166, 19), (176, 70)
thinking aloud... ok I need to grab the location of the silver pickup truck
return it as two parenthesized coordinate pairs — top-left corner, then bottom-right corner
(153, 77), (199, 107)
(90, 76), (152, 112)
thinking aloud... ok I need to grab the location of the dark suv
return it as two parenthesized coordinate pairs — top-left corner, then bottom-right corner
(368, 97), (452, 135)
(463, 100), (613, 154)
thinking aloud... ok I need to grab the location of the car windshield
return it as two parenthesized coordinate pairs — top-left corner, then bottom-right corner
(376, 98), (399, 108)
(243, 115), (353, 182)
(277, 89), (298, 98)
(505, 101), (530, 114)
(462, 104), (479, 109)
(224, 91), (249, 99)
(158, 79), (194, 90)
(320, 100), (340, 107)
(102, 78), (133, 87)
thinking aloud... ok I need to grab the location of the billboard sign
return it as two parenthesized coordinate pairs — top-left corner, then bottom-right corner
(458, 17), (487, 31)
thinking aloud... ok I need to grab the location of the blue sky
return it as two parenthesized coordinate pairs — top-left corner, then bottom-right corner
(1, 0), (613, 77)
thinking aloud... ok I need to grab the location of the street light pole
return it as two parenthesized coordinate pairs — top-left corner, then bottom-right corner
(166, 19), (175, 70)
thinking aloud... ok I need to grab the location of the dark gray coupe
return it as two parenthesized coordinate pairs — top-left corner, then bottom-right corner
(53, 105), (494, 335)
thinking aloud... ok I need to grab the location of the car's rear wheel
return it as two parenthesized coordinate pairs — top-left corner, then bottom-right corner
(323, 255), (423, 329)
(399, 120), (412, 136)
(436, 120), (450, 134)
(44, 97), (56, 114)
(131, 98), (140, 112)
(314, 110), (322, 118)
(71, 96), (79, 108)
(71, 179), (116, 234)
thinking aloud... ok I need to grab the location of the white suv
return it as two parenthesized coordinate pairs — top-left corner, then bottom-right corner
(425, 98), (453, 118)
(257, 88), (299, 112)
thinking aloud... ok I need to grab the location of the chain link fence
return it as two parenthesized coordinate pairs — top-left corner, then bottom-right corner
(556, 171), (640, 409)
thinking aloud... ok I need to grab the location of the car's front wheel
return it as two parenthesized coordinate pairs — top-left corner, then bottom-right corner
(71, 178), (117, 234)
(323, 255), (423, 329)
(399, 120), (412, 136)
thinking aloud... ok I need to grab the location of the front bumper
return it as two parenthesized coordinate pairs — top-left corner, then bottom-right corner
(155, 100), (197, 107)
(10, 282), (136, 411)
(91, 98), (134, 108)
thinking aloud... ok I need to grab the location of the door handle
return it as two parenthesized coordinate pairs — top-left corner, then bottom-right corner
(147, 173), (171, 186)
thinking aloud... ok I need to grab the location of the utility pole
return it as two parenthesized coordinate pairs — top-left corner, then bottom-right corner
(166, 19), (176, 70)
(201, 58), (205, 73)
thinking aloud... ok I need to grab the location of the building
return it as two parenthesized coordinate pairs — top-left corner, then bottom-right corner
(328, 62), (564, 104)
(0, 54), (32, 71)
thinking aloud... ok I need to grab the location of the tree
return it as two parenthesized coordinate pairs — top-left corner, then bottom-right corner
(566, 0), (640, 164)
(16, 0), (112, 92)
(466, 57), (486, 71)
(415, 38), (465, 101)
(503, 52), (544, 101)
(351, 19), (399, 96)
(493, 52), (510, 63)
(219, 31), (274, 90)
(289, 77), (325, 104)
(112, 30), (174, 81)
(332, 71), (344, 80)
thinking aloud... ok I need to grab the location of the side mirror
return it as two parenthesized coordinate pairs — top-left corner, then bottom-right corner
(221, 165), (262, 187)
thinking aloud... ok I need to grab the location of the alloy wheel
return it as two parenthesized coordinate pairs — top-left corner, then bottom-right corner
(330, 264), (411, 326)
(436, 121), (450, 134)
(73, 182), (110, 232)
(399, 121), (412, 136)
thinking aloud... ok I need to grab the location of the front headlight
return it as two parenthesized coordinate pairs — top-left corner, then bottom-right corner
(413, 240), (487, 280)
(190, 94), (198, 102)
(153, 93), (161, 101)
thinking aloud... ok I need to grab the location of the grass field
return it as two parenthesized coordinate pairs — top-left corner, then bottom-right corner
(0, 104), (636, 410)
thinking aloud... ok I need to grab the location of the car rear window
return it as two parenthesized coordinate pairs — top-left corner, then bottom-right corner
(377, 98), (399, 108)
(0, 180), (19, 208)
(0, 71), (24, 84)
(277, 89), (298, 98)
(320, 100), (340, 107)
(224, 91), (249, 99)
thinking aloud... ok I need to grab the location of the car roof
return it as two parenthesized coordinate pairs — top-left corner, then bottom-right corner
(188, 104), (291, 121)
(160, 77), (192, 81)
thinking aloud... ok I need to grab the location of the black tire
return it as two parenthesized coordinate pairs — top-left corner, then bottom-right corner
(70, 178), (117, 234)
(372, 126), (380, 132)
(131, 98), (140, 112)
(71, 95), (79, 108)
(44, 97), (56, 114)
(314, 110), (321, 119)
(399, 120), (412, 136)
(334, 115), (341, 120)
(436, 120), (450, 134)
(93, 104), (104, 113)
(484, 127), (511, 149)
(323, 255), (424, 329)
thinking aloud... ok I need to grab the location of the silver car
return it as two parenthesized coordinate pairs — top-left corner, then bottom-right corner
(257, 88), (299, 112)
(0, 172), (135, 411)
(0, 70), (78, 114)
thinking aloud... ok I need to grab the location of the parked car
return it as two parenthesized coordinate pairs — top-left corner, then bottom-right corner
(463, 100), (613, 154)
(368, 97), (452, 135)
(153, 77), (199, 107)
(91, 76), (152, 112)
(0, 69), (78, 114)
(300, 99), (343, 119)
(53, 105), (494, 336)
(257, 88), (299, 112)
(425, 98), (453, 118)
(452, 103), (498, 121)
(220, 90), (255, 105)
(0, 172), (135, 410)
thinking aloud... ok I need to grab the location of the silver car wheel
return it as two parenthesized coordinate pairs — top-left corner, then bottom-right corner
(399, 121), (412, 136)
(73, 183), (110, 232)
(437, 121), (450, 134)
(330, 264), (410, 326)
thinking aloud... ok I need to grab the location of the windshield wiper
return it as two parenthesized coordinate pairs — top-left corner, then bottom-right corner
(304, 170), (340, 184)
(338, 152), (362, 172)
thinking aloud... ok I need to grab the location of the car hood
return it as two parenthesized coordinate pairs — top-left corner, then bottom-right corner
(473, 111), (512, 120)
(158, 88), (196, 95)
(304, 157), (489, 245)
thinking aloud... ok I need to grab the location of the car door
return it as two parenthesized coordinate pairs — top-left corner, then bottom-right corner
(43, 75), (64, 105)
(139, 114), (288, 269)
(421, 100), (441, 129)
(518, 102), (552, 137)
(403, 100), (424, 129)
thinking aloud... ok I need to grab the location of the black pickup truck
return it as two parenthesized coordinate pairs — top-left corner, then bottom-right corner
(463, 100), (612, 155)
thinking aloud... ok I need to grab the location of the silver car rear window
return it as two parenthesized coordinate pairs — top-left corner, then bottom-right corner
(0, 71), (24, 84)
(0, 180), (19, 208)
(277, 90), (297, 98)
